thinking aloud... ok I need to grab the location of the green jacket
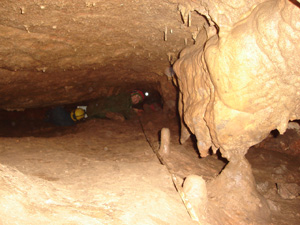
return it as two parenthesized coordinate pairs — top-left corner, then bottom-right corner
(86, 93), (133, 119)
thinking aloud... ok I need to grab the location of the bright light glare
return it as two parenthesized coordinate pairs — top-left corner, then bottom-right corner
(145, 92), (149, 96)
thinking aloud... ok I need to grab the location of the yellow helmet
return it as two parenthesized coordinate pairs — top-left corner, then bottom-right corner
(71, 108), (85, 121)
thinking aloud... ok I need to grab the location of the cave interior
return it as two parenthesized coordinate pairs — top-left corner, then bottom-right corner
(0, 0), (299, 225)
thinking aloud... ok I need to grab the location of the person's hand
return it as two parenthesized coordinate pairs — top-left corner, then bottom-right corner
(133, 108), (144, 116)
(105, 112), (125, 121)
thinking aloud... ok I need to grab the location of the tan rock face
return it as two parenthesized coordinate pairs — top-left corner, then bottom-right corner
(173, 1), (299, 223)
(0, 0), (204, 109)
(0, 0), (298, 159)
(174, 0), (300, 160)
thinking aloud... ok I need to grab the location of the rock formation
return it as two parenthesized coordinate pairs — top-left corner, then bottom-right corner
(0, 0), (194, 110)
(174, 0), (300, 223)
(1, 0), (299, 224)
(175, 0), (300, 159)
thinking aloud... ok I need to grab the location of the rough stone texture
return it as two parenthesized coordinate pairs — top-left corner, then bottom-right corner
(0, 119), (197, 225)
(0, 0), (206, 110)
(276, 183), (300, 200)
(183, 175), (208, 223)
(174, 0), (300, 160)
(207, 158), (271, 224)
(1, 0), (300, 224)
(256, 125), (300, 156)
(173, 0), (300, 224)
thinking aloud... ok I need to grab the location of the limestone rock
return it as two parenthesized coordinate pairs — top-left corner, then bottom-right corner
(207, 158), (271, 224)
(183, 175), (208, 222)
(276, 183), (300, 199)
(174, 0), (300, 160)
(0, 0), (197, 109)
(159, 128), (171, 156)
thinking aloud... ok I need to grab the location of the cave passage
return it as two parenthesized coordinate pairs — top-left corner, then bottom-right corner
(0, 84), (164, 137)
(0, 90), (299, 224)
(0, 0), (299, 224)
(0, 95), (207, 224)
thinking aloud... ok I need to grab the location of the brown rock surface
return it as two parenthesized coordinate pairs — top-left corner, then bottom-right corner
(0, 0), (205, 109)
(1, 0), (300, 224)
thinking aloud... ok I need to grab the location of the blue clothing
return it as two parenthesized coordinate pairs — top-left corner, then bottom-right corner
(46, 106), (75, 126)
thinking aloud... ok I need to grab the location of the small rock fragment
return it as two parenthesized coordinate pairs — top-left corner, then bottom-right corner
(266, 199), (280, 212)
(257, 181), (269, 194)
(276, 183), (300, 199)
(273, 165), (287, 175)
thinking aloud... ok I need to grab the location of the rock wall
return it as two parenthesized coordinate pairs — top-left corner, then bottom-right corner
(174, 0), (299, 223)
(174, 0), (300, 161)
(0, 0), (196, 110)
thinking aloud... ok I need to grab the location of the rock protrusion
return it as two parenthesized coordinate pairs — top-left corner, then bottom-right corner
(159, 127), (171, 156)
(183, 175), (208, 222)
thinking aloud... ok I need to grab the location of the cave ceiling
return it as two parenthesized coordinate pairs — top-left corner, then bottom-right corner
(0, 0), (203, 109)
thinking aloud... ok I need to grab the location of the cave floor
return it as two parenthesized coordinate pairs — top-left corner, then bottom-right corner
(0, 112), (299, 225)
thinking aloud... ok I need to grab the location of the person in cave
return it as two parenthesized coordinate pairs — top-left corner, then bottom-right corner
(85, 90), (145, 121)
(45, 106), (85, 126)
(142, 90), (163, 113)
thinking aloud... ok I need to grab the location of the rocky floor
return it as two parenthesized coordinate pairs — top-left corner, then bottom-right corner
(0, 112), (299, 224)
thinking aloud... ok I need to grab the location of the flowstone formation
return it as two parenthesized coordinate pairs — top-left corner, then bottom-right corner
(174, 0), (300, 223)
